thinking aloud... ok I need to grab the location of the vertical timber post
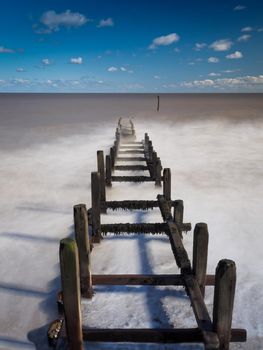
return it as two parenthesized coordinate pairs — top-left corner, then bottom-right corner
(213, 259), (236, 350)
(106, 155), (112, 187)
(91, 171), (101, 243)
(163, 168), (171, 201)
(152, 151), (158, 179)
(59, 238), (83, 350)
(97, 150), (106, 211)
(110, 147), (115, 169)
(174, 200), (184, 238)
(155, 158), (162, 186)
(74, 204), (93, 298)
(192, 223), (209, 297)
(157, 95), (160, 112)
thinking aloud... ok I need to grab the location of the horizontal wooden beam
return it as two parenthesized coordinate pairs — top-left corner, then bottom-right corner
(82, 328), (246, 344)
(114, 165), (149, 171)
(111, 176), (158, 182)
(118, 150), (145, 154)
(101, 223), (167, 234)
(92, 274), (215, 286)
(116, 157), (146, 161)
(119, 146), (144, 150)
(103, 200), (159, 210)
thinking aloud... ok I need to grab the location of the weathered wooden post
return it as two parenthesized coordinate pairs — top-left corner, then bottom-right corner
(192, 223), (209, 297)
(148, 141), (153, 160)
(118, 117), (122, 127)
(91, 171), (101, 243)
(144, 133), (149, 152)
(105, 155), (112, 187)
(173, 200), (184, 238)
(155, 158), (162, 186)
(157, 95), (160, 112)
(97, 150), (106, 209)
(130, 120), (135, 135)
(163, 168), (171, 201)
(213, 259), (236, 350)
(74, 204), (93, 298)
(110, 147), (115, 169)
(59, 238), (83, 350)
(152, 151), (158, 179)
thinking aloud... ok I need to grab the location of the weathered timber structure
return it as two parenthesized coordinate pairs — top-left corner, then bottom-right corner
(48, 118), (246, 350)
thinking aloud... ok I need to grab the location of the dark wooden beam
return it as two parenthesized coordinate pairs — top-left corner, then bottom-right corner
(82, 328), (246, 344)
(92, 274), (216, 286)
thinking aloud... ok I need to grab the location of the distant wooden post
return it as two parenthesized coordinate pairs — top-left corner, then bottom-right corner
(144, 133), (149, 152)
(152, 151), (157, 179)
(110, 147), (115, 169)
(173, 200), (184, 238)
(192, 223), (209, 297)
(74, 204), (93, 298)
(163, 168), (171, 201)
(91, 172), (101, 243)
(118, 117), (122, 127)
(59, 238), (83, 350)
(157, 95), (160, 112)
(213, 259), (236, 350)
(97, 150), (106, 206)
(148, 141), (153, 161)
(155, 158), (162, 186)
(105, 155), (112, 187)
(130, 120), (135, 135)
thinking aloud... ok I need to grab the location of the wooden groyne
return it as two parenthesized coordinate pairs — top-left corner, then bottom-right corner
(48, 118), (247, 349)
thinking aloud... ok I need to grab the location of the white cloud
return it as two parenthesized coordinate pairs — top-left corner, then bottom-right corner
(16, 67), (26, 72)
(97, 18), (114, 28)
(241, 26), (253, 32)
(210, 39), (233, 51)
(70, 57), (83, 64)
(208, 57), (219, 63)
(258, 28), (263, 32)
(226, 51), (243, 59)
(42, 58), (52, 65)
(154, 75), (160, 79)
(194, 43), (206, 51)
(181, 75), (263, 89)
(120, 67), (127, 71)
(0, 46), (14, 53)
(234, 5), (246, 10)
(208, 72), (221, 77)
(108, 66), (118, 72)
(149, 33), (180, 49)
(238, 34), (251, 42)
(39, 10), (88, 33)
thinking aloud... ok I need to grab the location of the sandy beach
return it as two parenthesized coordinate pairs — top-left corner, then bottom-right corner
(0, 93), (262, 349)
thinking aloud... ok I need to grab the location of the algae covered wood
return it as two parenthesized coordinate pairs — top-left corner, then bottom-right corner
(193, 223), (209, 297)
(91, 171), (101, 243)
(59, 238), (83, 350)
(213, 259), (238, 349)
(74, 204), (93, 298)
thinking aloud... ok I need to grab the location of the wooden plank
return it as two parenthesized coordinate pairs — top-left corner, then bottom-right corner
(91, 172), (101, 243)
(59, 239), (83, 350)
(74, 204), (93, 298)
(116, 157), (146, 161)
(114, 165), (148, 171)
(101, 223), (167, 234)
(97, 150), (106, 204)
(105, 155), (112, 186)
(119, 146), (144, 149)
(155, 158), (162, 186)
(82, 328), (246, 344)
(118, 150), (145, 154)
(110, 147), (115, 168)
(103, 200), (159, 210)
(92, 274), (216, 286)
(193, 223), (209, 297)
(174, 200), (184, 237)
(213, 259), (236, 350)
(163, 168), (171, 200)
(183, 274), (219, 349)
(111, 176), (158, 182)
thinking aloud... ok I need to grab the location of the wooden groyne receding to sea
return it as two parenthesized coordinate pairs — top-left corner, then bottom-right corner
(48, 118), (247, 350)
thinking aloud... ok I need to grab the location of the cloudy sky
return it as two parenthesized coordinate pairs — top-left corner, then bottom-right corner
(0, 0), (262, 92)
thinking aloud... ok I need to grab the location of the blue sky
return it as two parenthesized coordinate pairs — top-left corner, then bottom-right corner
(0, 0), (262, 92)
